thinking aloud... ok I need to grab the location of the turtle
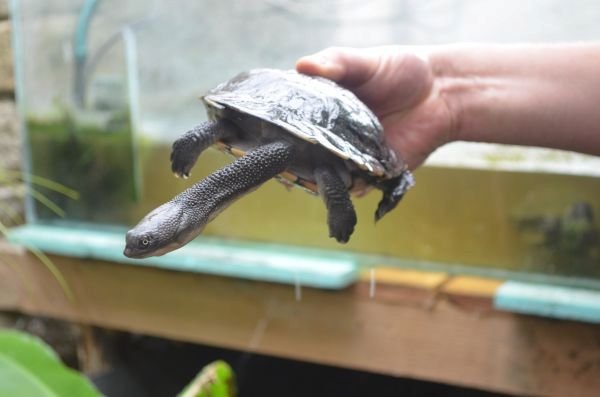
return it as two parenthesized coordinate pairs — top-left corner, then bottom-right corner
(123, 69), (414, 259)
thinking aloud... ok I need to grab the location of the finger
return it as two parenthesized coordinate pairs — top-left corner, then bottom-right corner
(295, 50), (346, 82)
(296, 47), (380, 88)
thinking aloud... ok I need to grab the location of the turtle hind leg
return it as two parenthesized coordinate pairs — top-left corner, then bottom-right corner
(375, 170), (415, 222)
(315, 166), (357, 243)
(171, 119), (239, 178)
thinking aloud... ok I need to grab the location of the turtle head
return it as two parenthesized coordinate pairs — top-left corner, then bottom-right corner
(123, 201), (204, 259)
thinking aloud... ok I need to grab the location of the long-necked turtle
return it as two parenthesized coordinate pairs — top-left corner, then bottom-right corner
(124, 69), (414, 258)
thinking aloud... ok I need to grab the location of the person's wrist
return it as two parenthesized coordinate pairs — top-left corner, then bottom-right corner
(427, 46), (464, 144)
(428, 44), (488, 145)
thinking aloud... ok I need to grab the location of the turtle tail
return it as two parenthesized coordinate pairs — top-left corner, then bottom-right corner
(375, 170), (415, 222)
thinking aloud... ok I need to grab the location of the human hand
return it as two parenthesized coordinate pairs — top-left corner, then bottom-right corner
(296, 46), (455, 169)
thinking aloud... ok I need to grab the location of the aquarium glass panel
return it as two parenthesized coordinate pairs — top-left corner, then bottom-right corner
(12, 0), (600, 283)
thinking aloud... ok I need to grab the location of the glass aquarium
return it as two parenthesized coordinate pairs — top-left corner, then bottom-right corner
(11, 0), (600, 287)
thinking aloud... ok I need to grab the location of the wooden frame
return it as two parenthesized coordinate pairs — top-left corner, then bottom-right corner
(1, 243), (599, 397)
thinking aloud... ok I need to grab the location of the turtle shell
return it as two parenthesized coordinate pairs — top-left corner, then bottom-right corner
(202, 69), (404, 179)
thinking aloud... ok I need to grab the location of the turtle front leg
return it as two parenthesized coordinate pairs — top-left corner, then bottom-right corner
(171, 119), (239, 178)
(315, 166), (357, 243)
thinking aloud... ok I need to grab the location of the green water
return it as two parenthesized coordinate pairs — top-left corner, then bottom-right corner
(25, 117), (600, 279)
(27, 113), (137, 224)
(136, 145), (600, 279)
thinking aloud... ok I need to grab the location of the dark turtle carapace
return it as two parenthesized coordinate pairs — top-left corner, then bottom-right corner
(124, 69), (414, 258)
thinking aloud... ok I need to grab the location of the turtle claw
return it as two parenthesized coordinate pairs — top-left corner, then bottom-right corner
(172, 171), (190, 179)
(330, 230), (351, 244)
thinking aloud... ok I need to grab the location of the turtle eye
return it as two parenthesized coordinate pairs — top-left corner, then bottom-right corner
(141, 238), (150, 247)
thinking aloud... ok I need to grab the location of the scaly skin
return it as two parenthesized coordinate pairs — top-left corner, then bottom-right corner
(124, 141), (294, 258)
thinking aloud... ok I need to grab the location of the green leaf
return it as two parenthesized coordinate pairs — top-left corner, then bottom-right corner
(0, 330), (103, 397)
(178, 360), (237, 397)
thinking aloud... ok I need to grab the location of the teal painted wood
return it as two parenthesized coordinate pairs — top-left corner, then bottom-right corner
(7, 224), (358, 290)
(494, 281), (600, 324)
(9, 223), (600, 316)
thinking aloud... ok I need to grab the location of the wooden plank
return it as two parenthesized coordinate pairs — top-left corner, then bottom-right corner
(496, 281), (600, 324)
(441, 276), (504, 310)
(0, 242), (23, 309)
(359, 267), (448, 288)
(7, 224), (358, 289)
(1, 249), (600, 397)
(354, 267), (447, 306)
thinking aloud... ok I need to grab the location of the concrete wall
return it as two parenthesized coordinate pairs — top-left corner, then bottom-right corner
(0, 0), (17, 170)
(0, 0), (22, 224)
(0, 0), (7, 20)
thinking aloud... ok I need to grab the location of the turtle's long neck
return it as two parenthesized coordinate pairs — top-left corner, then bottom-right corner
(174, 141), (295, 223)
(124, 141), (295, 259)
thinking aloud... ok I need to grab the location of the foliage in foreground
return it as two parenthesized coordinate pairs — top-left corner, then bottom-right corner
(0, 329), (237, 397)
(178, 360), (237, 397)
(0, 330), (102, 397)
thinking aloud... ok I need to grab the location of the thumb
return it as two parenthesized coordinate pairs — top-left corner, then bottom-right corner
(296, 47), (380, 88)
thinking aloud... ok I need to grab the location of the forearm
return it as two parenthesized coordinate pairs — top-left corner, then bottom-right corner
(430, 43), (600, 155)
